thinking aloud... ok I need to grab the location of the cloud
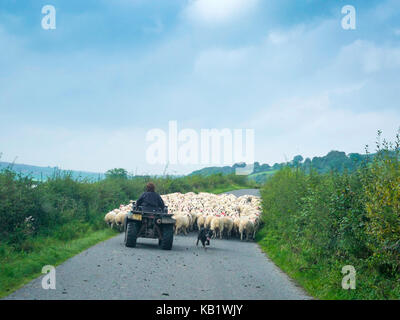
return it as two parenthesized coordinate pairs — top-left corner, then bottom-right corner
(0, 125), (150, 173)
(184, 0), (258, 25)
(1, 0), (400, 174)
(267, 32), (288, 45)
(266, 26), (305, 46)
(193, 46), (253, 76)
(336, 40), (400, 74)
(247, 95), (400, 164)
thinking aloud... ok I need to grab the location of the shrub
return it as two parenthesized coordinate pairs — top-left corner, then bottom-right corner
(258, 131), (400, 298)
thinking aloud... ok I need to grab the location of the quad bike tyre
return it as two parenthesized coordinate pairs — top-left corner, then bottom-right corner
(125, 221), (140, 248)
(161, 224), (174, 250)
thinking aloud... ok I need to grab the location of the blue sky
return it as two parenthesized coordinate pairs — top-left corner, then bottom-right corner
(1, 0), (399, 174)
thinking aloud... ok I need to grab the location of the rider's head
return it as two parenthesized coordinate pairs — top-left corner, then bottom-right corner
(146, 182), (155, 192)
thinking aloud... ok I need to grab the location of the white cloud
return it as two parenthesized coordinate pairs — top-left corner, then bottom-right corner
(184, 0), (258, 24)
(0, 125), (149, 173)
(1, 1), (400, 174)
(248, 95), (400, 164)
(326, 40), (400, 76)
(267, 32), (288, 45)
(193, 46), (253, 76)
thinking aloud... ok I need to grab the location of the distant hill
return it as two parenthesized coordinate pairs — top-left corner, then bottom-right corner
(0, 149), (378, 184)
(189, 163), (248, 176)
(189, 150), (374, 183)
(0, 161), (105, 181)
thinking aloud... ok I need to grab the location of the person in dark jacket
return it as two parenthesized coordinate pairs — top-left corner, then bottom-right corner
(135, 182), (165, 210)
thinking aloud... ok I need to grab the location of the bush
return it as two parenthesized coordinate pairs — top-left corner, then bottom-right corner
(258, 131), (400, 298)
(363, 133), (400, 276)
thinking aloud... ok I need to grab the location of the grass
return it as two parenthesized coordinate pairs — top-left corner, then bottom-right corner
(203, 184), (256, 194)
(256, 231), (400, 300)
(0, 226), (118, 298)
(257, 232), (343, 300)
(248, 170), (277, 178)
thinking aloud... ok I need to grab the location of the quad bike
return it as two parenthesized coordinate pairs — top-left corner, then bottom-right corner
(124, 203), (175, 250)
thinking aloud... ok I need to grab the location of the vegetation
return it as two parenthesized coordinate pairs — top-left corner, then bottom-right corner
(3, 130), (398, 300)
(0, 170), (252, 297)
(105, 168), (128, 180)
(257, 131), (400, 299)
(190, 163), (249, 176)
(0, 161), (105, 182)
(190, 150), (373, 184)
(248, 170), (278, 184)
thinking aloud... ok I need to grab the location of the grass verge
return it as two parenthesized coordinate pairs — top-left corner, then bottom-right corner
(256, 228), (400, 299)
(0, 226), (117, 298)
(205, 184), (256, 194)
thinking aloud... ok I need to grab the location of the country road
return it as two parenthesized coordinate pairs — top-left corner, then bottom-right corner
(4, 189), (310, 300)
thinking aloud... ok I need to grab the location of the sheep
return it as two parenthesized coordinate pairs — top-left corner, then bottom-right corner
(186, 213), (195, 231)
(173, 214), (189, 235)
(233, 217), (241, 237)
(197, 215), (205, 230)
(205, 215), (214, 229)
(104, 211), (117, 229)
(245, 219), (255, 241)
(210, 216), (221, 239)
(222, 216), (233, 238)
(105, 191), (262, 240)
(238, 217), (250, 241)
(115, 211), (128, 232)
(238, 217), (255, 241)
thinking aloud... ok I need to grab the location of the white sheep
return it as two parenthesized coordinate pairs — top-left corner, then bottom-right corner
(221, 216), (233, 238)
(115, 211), (128, 232)
(173, 214), (189, 235)
(197, 215), (205, 230)
(104, 211), (117, 229)
(210, 216), (225, 239)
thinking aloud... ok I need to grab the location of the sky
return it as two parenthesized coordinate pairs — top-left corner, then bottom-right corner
(0, 0), (399, 175)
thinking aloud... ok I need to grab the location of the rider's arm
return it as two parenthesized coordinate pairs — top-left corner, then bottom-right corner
(136, 193), (145, 207)
(158, 195), (165, 209)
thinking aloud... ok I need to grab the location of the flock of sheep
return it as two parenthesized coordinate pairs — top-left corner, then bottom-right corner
(162, 192), (262, 241)
(104, 192), (262, 241)
(104, 201), (134, 232)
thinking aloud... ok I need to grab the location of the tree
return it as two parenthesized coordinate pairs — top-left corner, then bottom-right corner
(349, 153), (362, 163)
(260, 163), (271, 171)
(292, 155), (304, 166)
(272, 163), (281, 170)
(253, 162), (261, 173)
(105, 168), (128, 180)
(325, 151), (348, 172)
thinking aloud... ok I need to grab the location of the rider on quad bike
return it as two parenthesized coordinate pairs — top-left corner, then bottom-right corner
(135, 182), (165, 211)
(124, 182), (174, 250)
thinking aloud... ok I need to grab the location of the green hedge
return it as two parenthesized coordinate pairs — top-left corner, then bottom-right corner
(258, 134), (400, 299)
